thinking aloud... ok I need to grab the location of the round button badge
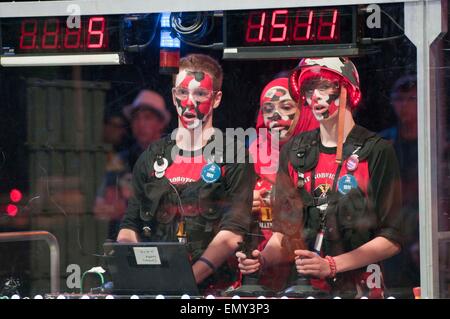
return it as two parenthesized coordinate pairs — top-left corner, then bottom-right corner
(154, 158), (168, 179)
(337, 174), (358, 195)
(346, 154), (359, 172)
(201, 163), (221, 183)
(154, 158), (168, 172)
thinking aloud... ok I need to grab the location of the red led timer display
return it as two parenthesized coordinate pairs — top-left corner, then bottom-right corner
(19, 16), (107, 50)
(245, 9), (340, 44)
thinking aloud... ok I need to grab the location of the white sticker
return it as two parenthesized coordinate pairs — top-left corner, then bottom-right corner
(133, 247), (161, 265)
(224, 48), (238, 53)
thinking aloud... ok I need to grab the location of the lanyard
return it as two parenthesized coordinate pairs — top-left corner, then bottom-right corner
(305, 143), (363, 254)
(310, 162), (343, 254)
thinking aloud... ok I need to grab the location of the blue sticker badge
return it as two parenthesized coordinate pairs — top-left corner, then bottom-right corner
(201, 163), (221, 183)
(337, 174), (358, 195)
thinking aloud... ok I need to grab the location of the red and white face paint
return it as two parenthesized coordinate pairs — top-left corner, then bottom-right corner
(173, 69), (215, 129)
(261, 86), (298, 140)
(302, 77), (341, 121)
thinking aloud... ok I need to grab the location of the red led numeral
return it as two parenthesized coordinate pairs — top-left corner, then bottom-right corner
(42, 18), (60, 49)
(269, 10), (288, 42)
(317, 9), (338, 40)
(19, 19), (38, 49)
(64, 25), (81, 49)
(246, 11), (266, 43)
(293, 10), (314, 41)
(87, 17), (105, 48)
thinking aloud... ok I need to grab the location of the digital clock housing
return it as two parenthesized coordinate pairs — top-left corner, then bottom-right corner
(223, 6), (360, 59)
(0, 15), (123, 66)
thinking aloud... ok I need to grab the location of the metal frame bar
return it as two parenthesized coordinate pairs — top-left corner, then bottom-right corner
(0, 231), (60, 294)
(0, 53), (122, 67)
(404, 0), (446, 299)
(0, 0), (417, 18)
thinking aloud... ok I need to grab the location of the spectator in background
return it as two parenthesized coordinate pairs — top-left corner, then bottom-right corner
(102, 113), (128, 151)
(379, 75), (420, 295)
(101, 113), (129, 175)
(94, 90), (171, 239)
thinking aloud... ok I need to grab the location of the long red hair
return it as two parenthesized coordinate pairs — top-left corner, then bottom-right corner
(249, 77), (319, 183)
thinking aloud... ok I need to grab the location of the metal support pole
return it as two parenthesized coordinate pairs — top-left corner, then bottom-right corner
(404, 0), (447, 298)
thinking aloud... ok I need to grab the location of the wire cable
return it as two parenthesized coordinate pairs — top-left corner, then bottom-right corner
(380, 9), (404, 32)
(360, 34), (404, 44)
(124, 13), (161, 53)
(360, 6), (405, 45)
(169, 12), (223, 50)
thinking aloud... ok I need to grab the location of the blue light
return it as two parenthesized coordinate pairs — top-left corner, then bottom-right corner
(161, 12), (171, 28)
(160, 30), (180, 48)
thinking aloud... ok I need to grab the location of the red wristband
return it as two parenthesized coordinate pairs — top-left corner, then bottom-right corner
(325, 255), (337, 279)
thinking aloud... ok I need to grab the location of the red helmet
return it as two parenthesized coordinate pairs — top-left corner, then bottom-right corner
(289, 57), (361, 109)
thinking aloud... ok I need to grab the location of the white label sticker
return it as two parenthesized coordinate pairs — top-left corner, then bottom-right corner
(224, 48), (238, 53)
(133, 247), (161, 265)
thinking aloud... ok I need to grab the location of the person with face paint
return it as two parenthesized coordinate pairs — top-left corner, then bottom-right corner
(237, 57), (404, 298)
(243, 77), (318, 290)
(117, 54), (256, 294)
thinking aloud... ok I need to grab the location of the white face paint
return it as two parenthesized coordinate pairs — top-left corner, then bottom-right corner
(261, 86), (298, 140)
(173, 69), (215, 130)
(175, 69), (188, 87)
(305, 86), (340, 122)
(185, 118), (202, 129)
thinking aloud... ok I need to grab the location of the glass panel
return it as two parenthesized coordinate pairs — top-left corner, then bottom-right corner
(0, 3), (421, 299)
(435, 3), (450, 299)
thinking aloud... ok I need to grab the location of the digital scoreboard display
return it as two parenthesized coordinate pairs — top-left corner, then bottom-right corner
(224, 6), (359, 59)
(0, 7), (362, 64)
(0, 15), (121, 54)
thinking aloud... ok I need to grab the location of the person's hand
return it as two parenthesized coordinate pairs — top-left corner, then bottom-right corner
(294, 250), (331, 279)
(236, 250), (263, 275)
(252, 190), (262, 213)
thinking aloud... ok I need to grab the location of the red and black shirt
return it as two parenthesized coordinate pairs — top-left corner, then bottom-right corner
(120, 134), (256, 240)
(273, 126), (403, 247)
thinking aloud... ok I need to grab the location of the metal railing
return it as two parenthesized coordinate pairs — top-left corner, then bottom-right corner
(0, 231), (60, 293)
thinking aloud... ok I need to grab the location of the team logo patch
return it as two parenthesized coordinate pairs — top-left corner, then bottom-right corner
(313, 184), (331, 198)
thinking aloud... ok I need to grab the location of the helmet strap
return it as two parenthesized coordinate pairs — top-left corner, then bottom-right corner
(336, 85), (347, 164)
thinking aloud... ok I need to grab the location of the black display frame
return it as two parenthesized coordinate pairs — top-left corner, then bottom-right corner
(223, 5), (361, 59)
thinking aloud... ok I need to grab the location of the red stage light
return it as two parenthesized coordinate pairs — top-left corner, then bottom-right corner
(7, 204), (18, 217)
(10, 189), (23, 203)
